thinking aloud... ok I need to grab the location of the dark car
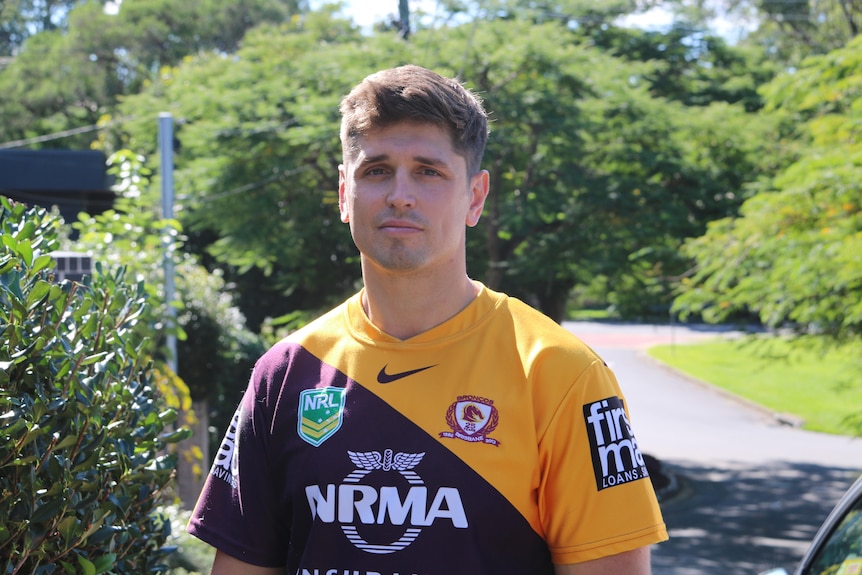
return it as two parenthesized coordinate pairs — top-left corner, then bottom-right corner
(761, 473), (862, 575)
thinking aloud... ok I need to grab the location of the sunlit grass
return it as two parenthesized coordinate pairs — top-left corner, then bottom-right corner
(647, 336), (862, 436)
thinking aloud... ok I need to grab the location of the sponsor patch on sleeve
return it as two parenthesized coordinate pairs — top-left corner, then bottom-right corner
(583, 396), (650, 491)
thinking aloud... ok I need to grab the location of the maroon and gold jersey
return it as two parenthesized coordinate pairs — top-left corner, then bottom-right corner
(188, 284), (667, 573)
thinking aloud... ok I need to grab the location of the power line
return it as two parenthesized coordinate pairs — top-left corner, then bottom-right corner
(185, 164), (314, 204)
(0, 123), (102, 149)
(0, 116), (135, 149)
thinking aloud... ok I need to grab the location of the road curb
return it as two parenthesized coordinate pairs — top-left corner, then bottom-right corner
(636, 349), (805, 429)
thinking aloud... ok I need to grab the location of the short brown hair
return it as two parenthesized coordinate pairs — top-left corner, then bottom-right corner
(339, 65), (489, 176)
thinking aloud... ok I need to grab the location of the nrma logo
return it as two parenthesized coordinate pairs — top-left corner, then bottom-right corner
(584, 397), (649, 491)
(210, 408), (240, 488)
(305, 449), (467, 554)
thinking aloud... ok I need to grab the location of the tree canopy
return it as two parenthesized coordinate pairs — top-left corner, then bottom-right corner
(674, 34), (862, 339)
(110, 7), (776, 322)
(2, 0), (857, 337)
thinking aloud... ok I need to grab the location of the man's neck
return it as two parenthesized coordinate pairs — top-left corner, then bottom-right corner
(361, 269), (479, 340)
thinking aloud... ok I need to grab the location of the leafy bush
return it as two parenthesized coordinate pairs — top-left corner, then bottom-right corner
(0, 197), (188, 574)
(159, 505), (215, 574)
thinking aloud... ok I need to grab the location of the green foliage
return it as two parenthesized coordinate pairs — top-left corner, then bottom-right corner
(449, 18), (775, 318)
(588, 22), (778, 112)
(116, 14), (387, 322)
(0, 0), (80, 56)
(434, 0), (663, 25)
(0, 0), (305, 149)
(112, 11), (777, 322)
(674, 36), (862, 340)
(159, 504), (214, 573)
(743, 0), (862, 67)
(175, 265), (264, 402)
(73, 150), (264, 407)
(0, 196), (188, 573)
(2, 0), (784, 325)
(73, 149), (184, 352)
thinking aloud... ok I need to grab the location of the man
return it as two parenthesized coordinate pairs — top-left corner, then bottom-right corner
(188, 64), (668, 574)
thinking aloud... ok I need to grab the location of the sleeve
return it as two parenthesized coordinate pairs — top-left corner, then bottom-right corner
(537, 356), (668, 565)
(186, 363), (289, 567)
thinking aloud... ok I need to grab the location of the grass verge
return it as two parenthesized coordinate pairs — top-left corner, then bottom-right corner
(647, 336), (862, 436)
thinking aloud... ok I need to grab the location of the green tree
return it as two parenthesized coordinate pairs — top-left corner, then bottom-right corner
(115, 9), (776, 322)
(587, 22), (778, 111)
(72, 150), (265, 501)
(0, 0), (86, 56)
(0, 0), (305, 148)
(0, 196), (187, 573)
(746, 0), (861, 63)
(673, 35), (862, 341)
(443, 18), (775, 318)
(670, 0), (862, 66)
(116, 11), (389, 325)
(431, 0), (664, 25)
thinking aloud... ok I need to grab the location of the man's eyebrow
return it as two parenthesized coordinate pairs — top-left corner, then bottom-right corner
(414, 155), (450, 167)
(358, 154), (452, 168)
(360, 154), (389, 165)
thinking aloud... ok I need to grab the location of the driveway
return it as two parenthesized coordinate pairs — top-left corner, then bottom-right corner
(564, 321), (862, 575)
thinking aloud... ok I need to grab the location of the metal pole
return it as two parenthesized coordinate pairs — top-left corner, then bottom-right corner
(158, 113), (177, 374)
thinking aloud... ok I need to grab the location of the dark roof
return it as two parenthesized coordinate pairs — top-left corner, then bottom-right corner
(0, 150), (115, 232)
(0, 149), (110, 192)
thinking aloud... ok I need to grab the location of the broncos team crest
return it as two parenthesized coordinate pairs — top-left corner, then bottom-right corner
(440, 395), (500, 446)
(298, 387), (347, 447)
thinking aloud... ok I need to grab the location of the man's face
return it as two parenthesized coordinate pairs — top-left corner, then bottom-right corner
(338, 122), (488, 278)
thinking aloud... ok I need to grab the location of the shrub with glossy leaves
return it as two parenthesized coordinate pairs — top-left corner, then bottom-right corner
(0, 196), (188, 574)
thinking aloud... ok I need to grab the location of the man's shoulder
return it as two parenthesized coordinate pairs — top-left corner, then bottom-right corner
(285, 298), (352, 342)
(489, 290), (586, 346)
(255, 296), (354, 369)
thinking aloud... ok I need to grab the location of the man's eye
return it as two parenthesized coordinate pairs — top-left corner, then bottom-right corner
(366, 167), (387, 176)
(421, 168), (441, 176)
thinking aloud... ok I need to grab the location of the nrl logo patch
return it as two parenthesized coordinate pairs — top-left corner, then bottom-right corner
(298, 387), (347, 447)
(440, 395), (500, 446)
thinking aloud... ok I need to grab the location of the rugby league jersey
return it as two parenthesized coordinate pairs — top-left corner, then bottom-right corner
(188, 284), (668, 574)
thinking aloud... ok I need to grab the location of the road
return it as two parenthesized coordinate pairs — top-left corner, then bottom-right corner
(564, 321), (862, 575)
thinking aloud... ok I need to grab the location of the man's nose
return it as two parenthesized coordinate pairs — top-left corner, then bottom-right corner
(386, 169), (416, 208)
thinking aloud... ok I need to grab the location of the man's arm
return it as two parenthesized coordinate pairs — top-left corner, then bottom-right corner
(554, 546), (652, 575)
(210, 549), (285, 575)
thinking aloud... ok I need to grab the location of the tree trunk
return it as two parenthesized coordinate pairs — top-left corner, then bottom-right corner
(535, 279), (573, 324)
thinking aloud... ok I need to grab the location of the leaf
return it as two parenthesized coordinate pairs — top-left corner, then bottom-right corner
(30, 497), (65, 524)
(1, 417), (27, 439)
(77, 555), (96, 575)
(18, 239), (34, 268)
(57, 516), (80, 545)
(157, 408), (177, 425)
(31, 254), (54, 275)
(92, 553), (117, 574)
(0, 255), (16, 274)
(54, 433), (79, 450)
(2, 232), (18, 251)
(157, 428), (191, 444)
(27, 280), (51, 310)
(14, 220), (36, 242)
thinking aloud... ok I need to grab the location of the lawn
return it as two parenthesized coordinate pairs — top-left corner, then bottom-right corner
(647, 336), (862, 436)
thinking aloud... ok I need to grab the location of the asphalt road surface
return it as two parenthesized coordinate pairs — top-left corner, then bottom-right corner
(564, 321), (862, 575)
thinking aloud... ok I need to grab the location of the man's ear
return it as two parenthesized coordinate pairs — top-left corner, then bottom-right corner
(466, 170), (490, 227)
(338, 164), (349, 223)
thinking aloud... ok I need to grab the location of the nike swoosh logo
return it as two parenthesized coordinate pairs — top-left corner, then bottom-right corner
(377, 364), (436, 384)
